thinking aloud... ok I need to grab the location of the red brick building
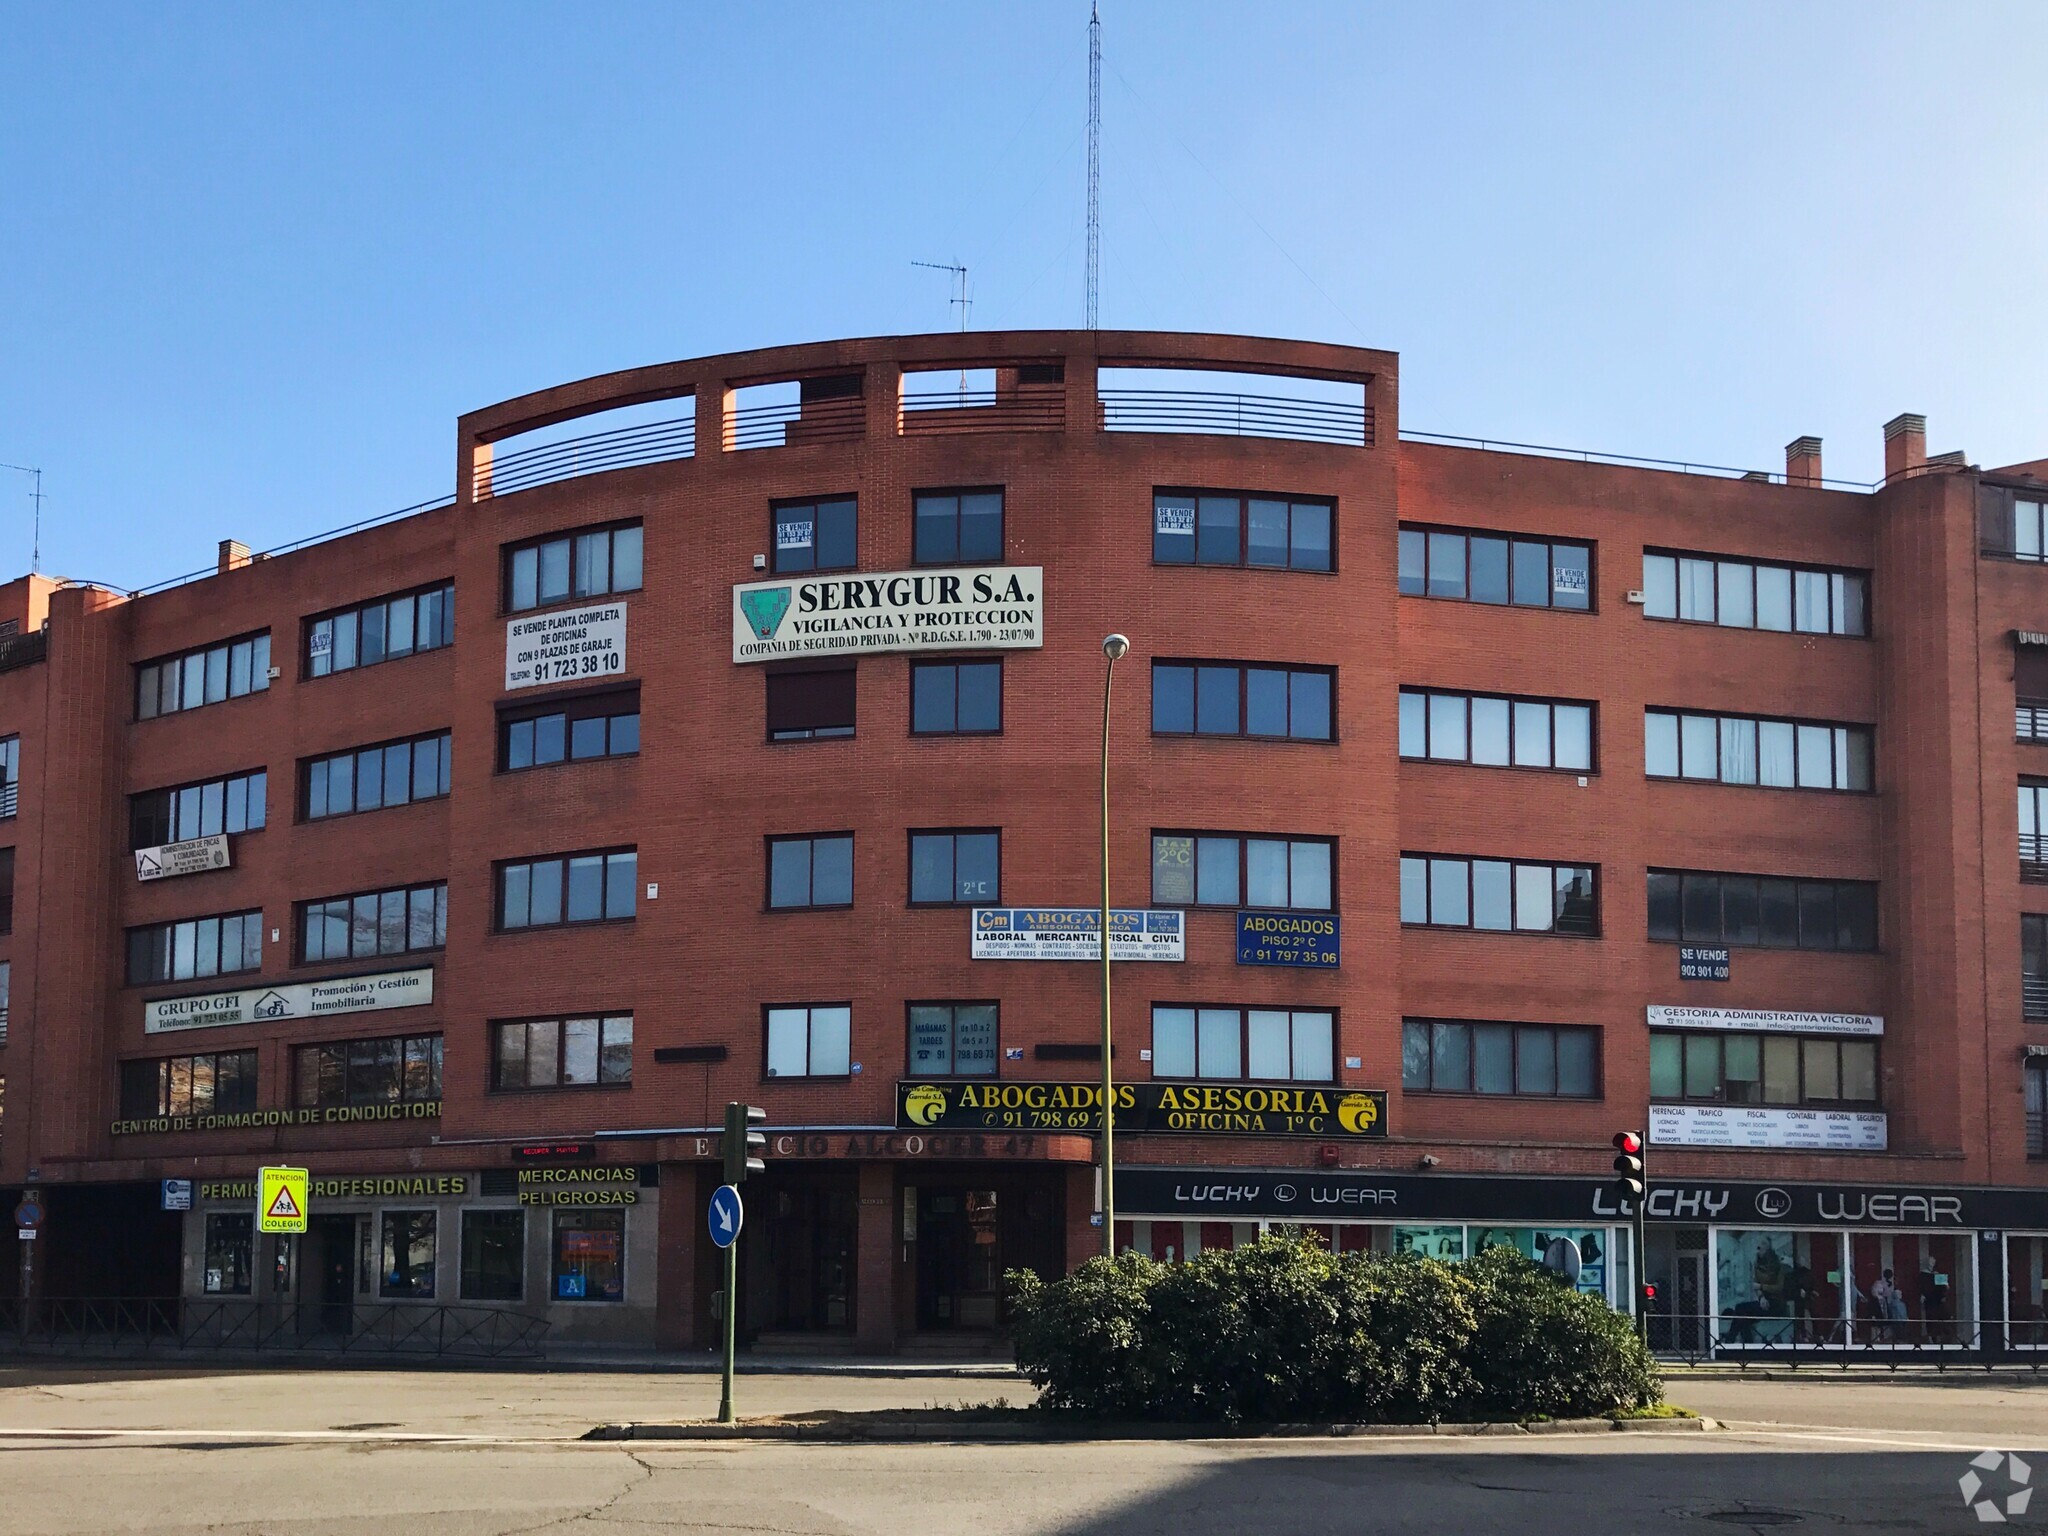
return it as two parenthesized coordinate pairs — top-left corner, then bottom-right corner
(1, 329), (2045, 1355)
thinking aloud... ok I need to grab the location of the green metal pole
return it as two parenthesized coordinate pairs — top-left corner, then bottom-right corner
(1634, 1181), (1649, 1346)
(718, 1235), (738, 1424)
(1099, 648), (1117, 1258)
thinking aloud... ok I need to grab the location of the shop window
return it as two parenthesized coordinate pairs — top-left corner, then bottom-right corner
(1392, 1227), (1466, 1261)
(1150, 832), (1333, 910)
(764, 1004), (852, 1078)
(911, 660), (1002, 735)
(203, 1213), (254, 1295)
(767, 834), (853, 910)
(906, 1002), (998, 1076)
(499, 688), (640, 770)
(1399, 854), (1598, 936)
(552, 1209), (625, 1301)
(1398, 689), (1594, 772)
(135, 632), (271, 720)
(125, 910), (263, 985)
(908, 829), (1000, 906)
(2010, 1234), (2048, 1345)
(504, 521), (643, 613)
(496, 848), (636, 929)
(298, 882), (447, 963)
(1150, 1005), (1334, 1082)
(119, 1051), (260, 1119)
(460, 1210), (525, 1302)
(1715, 1230), (1846, 1345)
(767, 666), (856, 741)
(1397, 525), (1591, 610)
(913, 488), (1004, 565)
(1400, 1019), (1598, 1097)
(1647, 869), (1877, 952)
(303, 731), (452, 820)
(1645, 710), (1872, 792)
(130, 768), (267, 849)
(1151, 660), (1334, 741)
(1648, 1030), (1878, 1106)
(772, 496), (857, 573)
(492, 1015), (633, 1090)
(1153, 489), (1333, 571)
(1642, 551), (1868, 636)
(307, 580), (453, 678)
(293, 1034), (442, 1109)
(1850, 1232), (1972, 1345)
(379, 1210), (437, 1300)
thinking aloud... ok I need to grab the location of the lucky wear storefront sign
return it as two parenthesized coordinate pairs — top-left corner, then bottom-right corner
(144, 967), (434, 1034)
(897, 1080), (1388, 1138)
(732, 566), (1043, 662)
(504, 602), (627, 691)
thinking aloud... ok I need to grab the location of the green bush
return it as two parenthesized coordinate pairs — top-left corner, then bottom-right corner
(1006, 1235), (1659, 1424)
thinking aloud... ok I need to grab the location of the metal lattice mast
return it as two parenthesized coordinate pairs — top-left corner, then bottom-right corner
(1086, 3), (1101, 329)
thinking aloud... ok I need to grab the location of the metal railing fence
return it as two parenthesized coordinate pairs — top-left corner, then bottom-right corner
(479, 413), (696, 499)
(1100, 388), (1374, 447)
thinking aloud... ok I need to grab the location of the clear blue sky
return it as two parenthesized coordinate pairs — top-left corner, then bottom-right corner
(3, 3), (2044, 587)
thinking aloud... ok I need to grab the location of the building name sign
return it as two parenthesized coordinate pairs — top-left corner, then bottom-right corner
(732, 566), (1043, 662)
(896, 1080), (1388, 1139)
(505, 602), (627, 691)
(1649, 1102), (1887, 1151)
(1646, 1005), (1882, 1037)
(970, 907), (1184, 962)
(113, 1101), (442, 1137)
(144, 968), (434, 1034)
(198, 1174), (467, 1202)
(134, 834), (231, 883)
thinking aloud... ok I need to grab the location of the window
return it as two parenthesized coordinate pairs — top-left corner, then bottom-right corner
(1151, 661), (1334, 741)
(2023, 782), (2048, 877)
(303, 731), (452, 820)
(765, 1004), (852, 1078)
(0, 961), (9, 1043)
(499, 689), (640, 770)
(913, 488), (1004, 564)
(767, 666), (856, 740)
(1401, 1019), (1599, 1097)
(1399, 854), (1598, 936)
(0, 735), (15, 818)
(203, 1213), (254, 1295)
(772, 496), (857, 573)
(2030, 1062), (2047, 1158)
(1153, 489), (1333, 571)
(293, 1034), (442, 1108)
(119, 1050), (259, 1119)
(767, 834), (853, 910)
(1150, 832), (1333, 909)
(496, 849), (636, 930)
(307, 580), (454, 678)
(2009, 497), (2048, 562)
(909, 830), (1000, 905)
(505, 521), (644, 612)
(2024, 915), (2048, 1021)
(1647, 870), (1877, 953)
(1150, 1006), (1335, 1082)
(907, 1002), (999, 1076)
(1645, 710), (1872, 791)
(126, 910), (263, 985)
(460, 1210), (525, 1302)
(299, 882), (446, 963)
(130, 768), (267, 849)
(0, 846), (11, 935)
(135, 632), (271, 719)
(1649, 1030), (1879, 1106)
(492, 1015), (634, 1089)
(380, 1210), (436, 1299)
(553, 1209), (625, 1301)
(911, 660), (1002, 735)
(1396, 525), (1592, 610)
(1642, 551), (1868, 636)
(1398, 689), (1594, 771)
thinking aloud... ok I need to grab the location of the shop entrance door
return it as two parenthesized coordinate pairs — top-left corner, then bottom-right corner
(916, 1188), (1001, 1330)
(299, 1215), (355, 1336)
(1675, 1252), (1708, 1355)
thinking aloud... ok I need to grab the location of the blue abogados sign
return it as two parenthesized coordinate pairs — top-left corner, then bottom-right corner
(1236, 910), (1339, 968)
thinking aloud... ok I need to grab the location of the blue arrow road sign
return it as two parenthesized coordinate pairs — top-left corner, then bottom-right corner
(708, 1184), (744, 1249)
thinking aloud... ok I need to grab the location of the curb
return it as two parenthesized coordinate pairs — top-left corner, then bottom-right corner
(582, 1415), (1715, 1443)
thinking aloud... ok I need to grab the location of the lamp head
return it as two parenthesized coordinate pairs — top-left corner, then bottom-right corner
(1102, 633), (1130, 661)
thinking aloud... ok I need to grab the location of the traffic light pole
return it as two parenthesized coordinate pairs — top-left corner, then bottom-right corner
(718, 1233), (738, 1425)
(1632, 1181), (1649, 1345)
(716, 1101), (765, 1428)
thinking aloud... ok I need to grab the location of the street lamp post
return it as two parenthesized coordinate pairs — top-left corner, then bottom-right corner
(1099, 633), (1129, 1258)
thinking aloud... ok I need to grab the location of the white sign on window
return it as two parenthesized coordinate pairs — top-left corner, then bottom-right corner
(1553, 564), (1588, 596)
(1155, 502), (1194, 535)
(134, 834), (232, 883)
(1647, 1006), (1883, 1037)
(145, 968), (434, 1034)
(776, 518), (814, 551)
(504, 603), (627, 691)
(1649, 1103), (1887, 1151)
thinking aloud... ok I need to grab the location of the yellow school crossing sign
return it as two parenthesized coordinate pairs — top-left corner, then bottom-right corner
(257, 1166), (309, 1234)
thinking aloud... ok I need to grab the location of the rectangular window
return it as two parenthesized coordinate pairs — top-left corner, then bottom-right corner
(1401, 1019), (1599, 1097)
(1645, 710), (1872, 792)
(379, 1210), (436, 1299)
(130, 768), (267, 849)
(767, 834), (854, 910)
(0, 960), (9, 1042)
(306, 580), (453, 678)
(296, 881), (446, 963)
(908, 829), (1000, 905)
(765, 1003), (853, 1078)
(552, 1209), (626, 1302)
(495, 849), (637, 929)
(772, 496), (857, 574)
(202, 1212), (255, 1295)
(913, 488), (1004, 565)
(118, 1050), (260, 1118)
(1397, 689), (1594, 771)
(2029, 1062), (2047, 1158)
(1646, 869), (1876, 952)
(1149, 832), (1333, 909)
(1398, 854), (1598, 936)
(1641, 551), (1868, 636)
(2013, 498), (2048, 563)
(460, 1210), (525, 1302)
(0, 735), (16, 818)
(767, 666), (856, 740)
(1149, 1005), (1335, 1083)
(1152, 489), (1334, 571)
(906, 1002), (999, 1076)
(2024, 915), (2048, 1021)
(125, 909), (263, 986)
(1395, 525), (1592, 611)
(498, 687), (640, 770)
(492, 1014), (633, 1089)
(292, 1034), (442, 1108)
(303, 731), (452, 820)
(2023, 782), (2048, 877)
(504, 521), (643, 613)
(910, 659), (1003, 735)
(135, 632), (271, 719)
(0, 846), (12, 935)
(1151, 660), (1334, 741)
(1648, 1030), (1879, 1107)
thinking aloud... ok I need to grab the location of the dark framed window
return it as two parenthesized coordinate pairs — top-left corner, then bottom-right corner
(1643, 551), (1867, 636)
(1153, 489), (1333, 571)
(909, 829), (1000, 905)
(1397, 525), (1591, 610)
(913, 487), (1004, 565)
(293, 1034), (442, 1108)
(911, 659), (1002, 735)
(499, 688), (639, 770)
(119, 1050), (259, 1119)
(135, 632), (272, 719)
(1650, 1030), (1879, 1106)
(1987, 489), (2048, 561)
(495, 848), (637, 929)
(460, 1210), (525, 1302)
(2024, 915), (2048, 1021)
(772, 496), (857, 573)
(552, 1209), (625, 1302)
(126, 910), (263, 985)
(767, 665), (856, 740)
(1150, 1005), (1335, 1082)
(1398, 689), (1594, 772)
(504, 520), (644, 613)
(907, 1002), (999, 1077)
(0, 734), (16, 819)
(2029, 1062), (2047, 1157)
(767, 834), (853, 910)
(1647, 870), (1876, 952)
(130, 768), (267, 849)
(0, 846), (13, 936)
(298, 881), (447, 963)
(307, 580), (454, 678)
(1646, 710), (1873, 792)
(492, 1014), (633, 1089)
(765, 1003), (853, 1078)
(1151, 660), (1334, 741)
(379, 1210), (437, 1299)
(2022, 782), (2048, 877)
(303, 731), (452, 820)
(202, 1213), (254, 1294)
(1150, 832), (1333, 909)
(1401, 1019), (1598, 1098)
(1399, 854), (1598, 936)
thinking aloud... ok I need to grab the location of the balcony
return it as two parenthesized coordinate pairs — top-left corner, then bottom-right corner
(2021, 699), (2048, 742)
(2024, 834), (2048, 884)
(0, 629), (46, 675)
(2026, 974), (2048, 1021)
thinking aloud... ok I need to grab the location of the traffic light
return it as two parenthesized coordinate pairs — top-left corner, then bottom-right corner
(724, 1102), (766, 1185)
(1611, 1129), (1645, 1205)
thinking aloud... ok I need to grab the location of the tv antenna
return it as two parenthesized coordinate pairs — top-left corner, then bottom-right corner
(912, 261), (973, 395)
(0, 464), (43, 572)
(1086, 2), (1101, 329)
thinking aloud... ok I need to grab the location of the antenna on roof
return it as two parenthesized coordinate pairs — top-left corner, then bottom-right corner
(0, 464), (43, 573)
(1086, 3), (1101, 329)
(912, 261), (973, 396)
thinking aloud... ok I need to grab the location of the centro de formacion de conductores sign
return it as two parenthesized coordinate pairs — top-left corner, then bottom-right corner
(732, 566), (1043, 662)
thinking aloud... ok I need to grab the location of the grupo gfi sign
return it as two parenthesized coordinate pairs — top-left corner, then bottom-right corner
(144, 967), (434, 1034)
(732, 565), (1043, 662)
